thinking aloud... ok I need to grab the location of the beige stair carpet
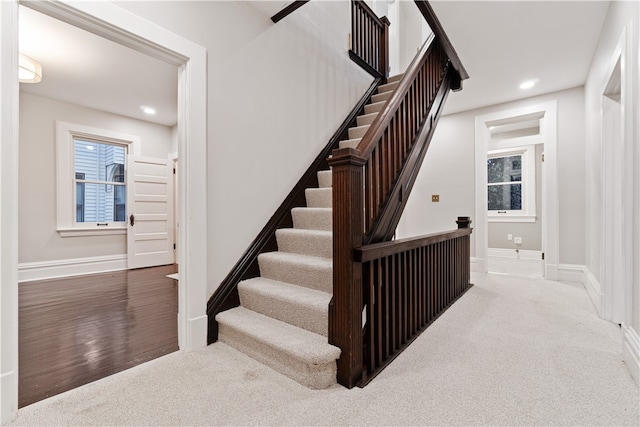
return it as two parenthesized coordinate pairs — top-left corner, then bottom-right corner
(216, 75), (403, 389)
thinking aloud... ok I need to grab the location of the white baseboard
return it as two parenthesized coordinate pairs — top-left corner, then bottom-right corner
(184, 315), (208, 351)
(471, 257), (487, 273)
(488, 248), (542, 260)
(557, 264), (602, 315)
(622, 324), (640, 386)
(19, 254), (127, 282)
(0, 368), (17, 424)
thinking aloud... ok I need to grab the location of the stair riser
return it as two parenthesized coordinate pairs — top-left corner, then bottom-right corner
(317, 170), (332, 188)
(305, 188), (332, 208)
(339, 139), (360, 150)
(378, 80), (399, 94)
(357, 113), (377, 127)
(238, 284), (329, 337)
(365, 101), (385, 115)
(276, 230), (332, 259)
(291, 208), (332, 231)
(348, 125), (369, 140)
(258, 255), (332, 293)
(218, 324), (337, 389)
(371, 90), (392, 104)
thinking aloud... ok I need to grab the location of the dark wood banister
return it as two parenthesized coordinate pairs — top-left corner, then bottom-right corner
(414, 0), (469, 89)
(356, 33), (436, 160)
(355, 228), (472, 262)
(271, 1), (311, 23)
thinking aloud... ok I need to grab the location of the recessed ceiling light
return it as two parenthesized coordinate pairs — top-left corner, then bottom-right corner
(519, 79), (538, 90)
(141, 106), (156, 115)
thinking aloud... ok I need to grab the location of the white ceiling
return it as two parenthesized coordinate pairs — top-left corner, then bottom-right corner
(18, 1), (611, 126)
(429, 0), (610, 115)
(19, 5), (178, 127)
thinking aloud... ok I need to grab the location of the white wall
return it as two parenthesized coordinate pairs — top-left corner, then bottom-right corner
(115, 1), (373, 296)
(584, 0), (639, 383)
(18, 92), (173, 264)
(397, 0), (426, 74)
(396, 86), (585, 266)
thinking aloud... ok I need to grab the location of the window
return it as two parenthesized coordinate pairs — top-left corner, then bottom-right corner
(74, 139), (126, 223)
(487, 146), (536, 222)
(56, 122), (140, 237)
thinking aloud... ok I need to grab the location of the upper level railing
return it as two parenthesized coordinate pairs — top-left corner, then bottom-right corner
(349, 0), (390, 78)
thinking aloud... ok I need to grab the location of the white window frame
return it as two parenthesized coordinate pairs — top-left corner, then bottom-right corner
(56, 121), (140, 237)
(487, 145), (536, 223)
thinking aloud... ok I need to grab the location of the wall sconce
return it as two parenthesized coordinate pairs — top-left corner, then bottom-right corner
(19, 53), (42, 83)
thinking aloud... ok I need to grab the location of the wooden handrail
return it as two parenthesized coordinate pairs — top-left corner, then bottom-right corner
(357, 33), (436, 159)
(414, 0), (469, 89)
(271, 1), (310, 23)
(355, 228), (472, 262)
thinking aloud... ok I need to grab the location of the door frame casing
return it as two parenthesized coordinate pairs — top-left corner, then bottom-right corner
(1, 1), (208, 422)
(474, 101), (559, 279)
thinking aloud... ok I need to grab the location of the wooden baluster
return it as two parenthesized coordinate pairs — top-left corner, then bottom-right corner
(328, 148), (366, 389)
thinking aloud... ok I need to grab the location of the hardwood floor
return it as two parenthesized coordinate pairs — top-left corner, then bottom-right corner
(18, 264), (179, 408)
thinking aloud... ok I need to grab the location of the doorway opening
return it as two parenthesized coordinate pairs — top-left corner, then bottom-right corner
(474, 101), (558, 279)
(2, 0), (208, 418)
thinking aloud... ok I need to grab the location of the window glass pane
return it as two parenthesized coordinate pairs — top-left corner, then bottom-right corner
(75, 183), (125, 222)
(74, 139), (126, 223)
(488, 183), (522, 211)
(488, 155), (522, 183)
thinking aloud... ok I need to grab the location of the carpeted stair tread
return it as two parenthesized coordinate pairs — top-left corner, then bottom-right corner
(348, 124), (370, 140)
(217, 307), (340, 389)
(276, 228), (332, 259)
(339, 138), (361, 149)
(357, 112), (379, 127)
(291, 207), (332, 231)
(365, 100), (387, 115)
(378, 80), (400, 93)
(238, 277), (330, 337)
(317, 170), (332, 188)
(388, 73), (404, 83)
(371, 90), (392, 104)
(305, 188), (332, 208)
(258, 251), (332, 293)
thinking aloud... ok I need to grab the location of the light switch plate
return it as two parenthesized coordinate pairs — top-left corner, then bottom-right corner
(432, 195), (440, 202)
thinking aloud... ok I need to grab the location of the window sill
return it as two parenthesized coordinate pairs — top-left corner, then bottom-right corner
(488, 215), (536, 223)
(58, 227), (127, 237)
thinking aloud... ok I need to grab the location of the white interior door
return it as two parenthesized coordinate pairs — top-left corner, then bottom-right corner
(127, 155), (174, 269)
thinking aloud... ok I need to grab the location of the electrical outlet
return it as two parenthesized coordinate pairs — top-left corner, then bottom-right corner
(514, 237), (523, 245)
(507, 234), (513, 241)
(432, 195), (440, 202)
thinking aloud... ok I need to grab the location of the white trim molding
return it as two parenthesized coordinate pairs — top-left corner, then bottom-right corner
(557, 264), (603, 315)
(0, 0), (20, 423)
(622, 324), (640, 385)
(488, 248), (542, 260)
(471, 257), (487, 273)
(18, 255), (127, 283)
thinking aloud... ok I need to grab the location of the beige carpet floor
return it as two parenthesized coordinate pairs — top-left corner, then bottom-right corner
(9, 272), (639, 426)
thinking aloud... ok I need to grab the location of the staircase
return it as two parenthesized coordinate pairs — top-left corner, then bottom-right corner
(215, 75), (403, 389)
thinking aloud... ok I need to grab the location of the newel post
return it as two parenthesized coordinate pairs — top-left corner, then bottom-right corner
(456, 216), (471, 229)
(327, 148), (366, 388)
(380, 16), (390, 79)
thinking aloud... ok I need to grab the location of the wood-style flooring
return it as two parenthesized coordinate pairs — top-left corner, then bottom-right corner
(18, 264), (179, 408)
